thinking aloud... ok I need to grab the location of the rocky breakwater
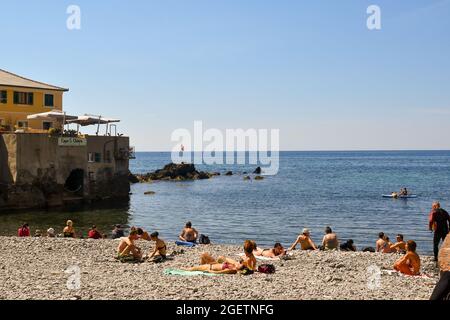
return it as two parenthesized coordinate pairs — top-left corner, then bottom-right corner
(132, 163), (219, 182)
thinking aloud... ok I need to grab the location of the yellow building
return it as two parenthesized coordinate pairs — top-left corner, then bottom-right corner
(0, 69), (68, 131)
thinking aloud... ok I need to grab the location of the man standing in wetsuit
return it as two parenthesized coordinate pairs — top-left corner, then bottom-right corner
(429, 202), (450, 261)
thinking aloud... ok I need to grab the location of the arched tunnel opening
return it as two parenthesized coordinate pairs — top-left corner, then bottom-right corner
(64, 169), (84, 196)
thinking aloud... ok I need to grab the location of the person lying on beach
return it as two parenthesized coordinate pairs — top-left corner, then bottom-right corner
(376, 232), (390, 253)
(63, 220), (76, 238)
(254, 242), (287, 258)
(289, 228), (317, 250)
(137, 228), (151, 241)
(183, 240), (257, 274)
(390, 234), (407, 254)
(148, 232), (167, 263)
(179, 221), (198, 243)
(393, 240), (421, 276)
(321, 227), (339, 250)
(116, 230), (142, 262)
(340, 239), (357, 252)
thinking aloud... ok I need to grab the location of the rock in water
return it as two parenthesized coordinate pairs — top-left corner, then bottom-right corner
(135, 163), (213, 181)
(243, 176), (251, 181)
(254, 176), (264, 180)
(144, 191), (156, 195)
(128, 171), (140, 184)
(225, 171), (233, 176)
(253, 167), (262, 174)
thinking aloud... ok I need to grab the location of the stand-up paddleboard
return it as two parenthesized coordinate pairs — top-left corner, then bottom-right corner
(382, 194), (418, 199)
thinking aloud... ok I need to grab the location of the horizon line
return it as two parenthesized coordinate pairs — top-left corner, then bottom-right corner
(133, 149), (450, 153)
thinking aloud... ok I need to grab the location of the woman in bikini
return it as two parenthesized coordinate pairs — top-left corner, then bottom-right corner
(254, 242), (287, 258)
(148, 231), (167, 262)
(183, 240), (257, 274)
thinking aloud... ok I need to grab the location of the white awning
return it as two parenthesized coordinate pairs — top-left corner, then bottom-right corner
(27, 110), (78, 121)
(67, 115), (120, 126)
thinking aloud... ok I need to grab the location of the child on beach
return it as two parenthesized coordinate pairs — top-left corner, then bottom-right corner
(393, 240), (421, 276)
(289, 228), (317, 250)
(148, 232), (167, 263)
(116, 230), (142, 262)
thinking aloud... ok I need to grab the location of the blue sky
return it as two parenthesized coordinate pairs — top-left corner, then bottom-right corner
(1, 0), (449, 150)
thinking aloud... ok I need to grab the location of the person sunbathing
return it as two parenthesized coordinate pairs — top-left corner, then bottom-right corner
(254, 243), (287, 258)
(116, 230), (142, 262)
(183, 240), (257, 274)
(289, 228), (317, 250)
(390, 234), (407, 254)
(393, 240), (421, 276)
(148, 232), (167, 262)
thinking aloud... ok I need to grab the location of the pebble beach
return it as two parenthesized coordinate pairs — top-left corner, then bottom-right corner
(0, 237), (440, 300)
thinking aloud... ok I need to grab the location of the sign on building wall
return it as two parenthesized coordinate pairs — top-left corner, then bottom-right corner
(58, 137), (87, 146)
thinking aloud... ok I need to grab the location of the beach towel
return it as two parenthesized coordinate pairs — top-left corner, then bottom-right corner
(163, 268), (220, 276)
(175, 240), (197, 247)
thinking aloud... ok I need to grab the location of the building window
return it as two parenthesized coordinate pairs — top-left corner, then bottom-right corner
(88, 152), (102, 163)
(44, 94), (54, 107)
(43, 121), (53, 130)
(0, 91), (7, 104)
(13, 92), (33, 105)
(17, 121), (28, 128)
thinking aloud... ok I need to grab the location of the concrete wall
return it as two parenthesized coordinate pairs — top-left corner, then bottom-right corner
(0, 133), (130, 210)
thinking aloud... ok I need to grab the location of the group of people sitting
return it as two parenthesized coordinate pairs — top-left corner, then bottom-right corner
(17, 220), (107, 239)
(391, 187), (409, 198)
(16, 219), (426, 277)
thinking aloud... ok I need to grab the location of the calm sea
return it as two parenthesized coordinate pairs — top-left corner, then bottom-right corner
(1, 151), (449, 255)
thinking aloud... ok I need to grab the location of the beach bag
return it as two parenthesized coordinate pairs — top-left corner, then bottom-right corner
(258, 264), (276, 274)
(240, 267), (255, 276)
(199, 234), (210, 244)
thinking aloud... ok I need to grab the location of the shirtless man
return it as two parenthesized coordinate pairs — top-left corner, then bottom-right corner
(289, 228), (317, 250)
(179, 221), (198, 243)
(390, 234), (407, 254)
(254, 243), (287, 258)
(394, 240), (421, 275)
(116, 230), (142, 261)
(321, 226), (339, 250)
